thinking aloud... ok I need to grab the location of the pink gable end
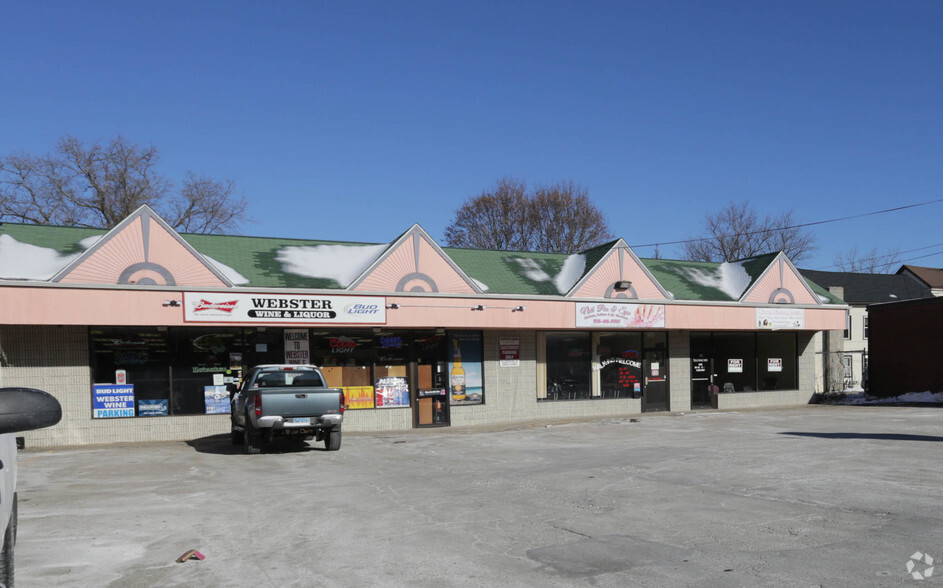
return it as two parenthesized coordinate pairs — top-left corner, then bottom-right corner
(354, 234), (476, 294)
(743, 259), (818, 305)
(57, 216), (227, 287)
(572, 248), (665, 299)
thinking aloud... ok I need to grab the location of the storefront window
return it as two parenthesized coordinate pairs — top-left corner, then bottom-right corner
(690, 332), (798, 394)
(90, 327), (171, 416)
(757, 332), (797, 390)
(545, 332), (592, 400)
(90, 326), (486, 417)
(713, 333), (756, 392)
(597, 333), (642, 399)
(170, 328), (244, 415)
(449, 331), (483, 405)
(312, 330), (376, 409)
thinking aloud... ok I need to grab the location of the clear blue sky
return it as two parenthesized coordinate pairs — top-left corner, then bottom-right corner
(2, 1), (941, 271)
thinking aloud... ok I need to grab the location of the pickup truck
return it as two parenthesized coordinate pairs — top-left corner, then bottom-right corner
(229, 364), (345, 454)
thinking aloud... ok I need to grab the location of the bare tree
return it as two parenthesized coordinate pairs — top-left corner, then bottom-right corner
(834, 246), (901, 273)
(0, 136), (248, 233)
(444, 178), (613, 253)
(681, 201), (817, 263)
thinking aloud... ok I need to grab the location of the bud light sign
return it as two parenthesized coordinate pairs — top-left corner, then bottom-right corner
(93, 384), (136, 418)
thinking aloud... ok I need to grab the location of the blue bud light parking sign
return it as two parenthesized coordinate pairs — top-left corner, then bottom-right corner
(93, 384), (136, 418)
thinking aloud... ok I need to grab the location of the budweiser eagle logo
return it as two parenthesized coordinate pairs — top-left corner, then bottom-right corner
(192, 299), (238, 313)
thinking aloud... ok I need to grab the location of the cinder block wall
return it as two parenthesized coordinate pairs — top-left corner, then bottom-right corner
(669, 330), (691, 412)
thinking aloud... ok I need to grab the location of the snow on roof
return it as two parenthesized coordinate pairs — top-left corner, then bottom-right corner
(0, 234), (83, 280)
(203, 255), (250, 285)
(553, 254), (586, 294)
(276, 243), (388, 287)
(511, 254), (586, 294)
(681, 261), (752, 300)
(471, 278), (489, 292)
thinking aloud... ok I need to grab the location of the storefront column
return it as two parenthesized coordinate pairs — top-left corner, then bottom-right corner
(668, 330), (692, 412)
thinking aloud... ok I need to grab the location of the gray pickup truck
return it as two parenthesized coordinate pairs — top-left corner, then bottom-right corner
(229, 364), (345, 454)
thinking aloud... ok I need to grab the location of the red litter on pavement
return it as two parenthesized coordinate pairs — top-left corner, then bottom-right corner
(176, 550), (205, 563)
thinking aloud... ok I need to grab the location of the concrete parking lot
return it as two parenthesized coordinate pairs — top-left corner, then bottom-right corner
(14, 406), (943, 587)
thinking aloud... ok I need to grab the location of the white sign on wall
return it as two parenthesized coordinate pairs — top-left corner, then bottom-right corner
(576, 303), (666, 328)
(756, 307), (804, 329)
(499, 337), (520, 368)
(183, 293), (386, 324)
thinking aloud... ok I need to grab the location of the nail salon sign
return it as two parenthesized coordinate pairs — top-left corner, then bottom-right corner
(576, 303), (666, 328)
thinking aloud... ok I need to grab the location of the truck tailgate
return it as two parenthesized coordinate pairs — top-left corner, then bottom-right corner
(258, 387), (343, 417)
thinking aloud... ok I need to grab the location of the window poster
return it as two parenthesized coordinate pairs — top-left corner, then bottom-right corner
(284, 329), (310, 364)
(344, 386), (376, 410)
(138, 399), (168, 416)
(768, 358), (783, 373)
(204, 385), (231, 414)
(728, 359), (744, 374)
(448, 332), (483, 405)
(92, 384), (136, 418)
(375, 377), (409, 408)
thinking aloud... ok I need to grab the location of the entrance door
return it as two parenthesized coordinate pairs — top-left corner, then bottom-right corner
(642, 348), (669, 412)
(691, 356), (714, 409)
(413, 334), (450, 427)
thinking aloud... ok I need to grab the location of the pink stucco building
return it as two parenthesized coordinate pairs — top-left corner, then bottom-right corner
(0, 206), (846, 447)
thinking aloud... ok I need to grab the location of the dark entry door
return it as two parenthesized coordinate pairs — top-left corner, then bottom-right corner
(642, 349), (669, 412)
(691, 356), (715, 409)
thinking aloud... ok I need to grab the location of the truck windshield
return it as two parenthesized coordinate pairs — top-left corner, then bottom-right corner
(255, 371), (325, 388)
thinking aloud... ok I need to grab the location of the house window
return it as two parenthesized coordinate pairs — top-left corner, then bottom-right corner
(844, 311), (851, 340)
(863, 316), (869, 339)
(842, 355), (853, 379)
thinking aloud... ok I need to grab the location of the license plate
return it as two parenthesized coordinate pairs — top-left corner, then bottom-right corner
(290, 417), (310, 425)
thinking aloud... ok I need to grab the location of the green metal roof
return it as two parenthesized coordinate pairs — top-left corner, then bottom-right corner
(0, 220), (837, 304)
(184, 233), (385, 289)
(444, 247), (573, 295)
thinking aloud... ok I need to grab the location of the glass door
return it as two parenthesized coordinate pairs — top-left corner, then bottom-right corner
(414, 332), (449, 427)
(642, 333), (669, 412)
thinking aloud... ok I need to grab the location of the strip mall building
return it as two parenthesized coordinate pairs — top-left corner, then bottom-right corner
(0, 206), (846, 447)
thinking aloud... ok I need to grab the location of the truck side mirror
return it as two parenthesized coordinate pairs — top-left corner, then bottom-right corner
(226, 383), (238, 399)
(0, 387), (62, 434)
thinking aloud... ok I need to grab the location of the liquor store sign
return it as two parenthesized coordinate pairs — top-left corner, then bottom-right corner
(183, 293), (386, 324)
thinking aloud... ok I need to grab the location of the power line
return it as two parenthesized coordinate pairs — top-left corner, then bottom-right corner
(812, 242), (943, 271)
(629, 197), (943, 250)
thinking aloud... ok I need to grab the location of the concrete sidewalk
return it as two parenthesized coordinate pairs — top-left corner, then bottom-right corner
(14, 406), (943, 587)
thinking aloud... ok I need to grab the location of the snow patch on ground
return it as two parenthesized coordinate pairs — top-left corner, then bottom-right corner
(0, 235), (83, 280)
(276, 244), (387, 286)
(203, 255), (250, 285)
(831, 391), (943, 405)
(681, 261), (752, 300)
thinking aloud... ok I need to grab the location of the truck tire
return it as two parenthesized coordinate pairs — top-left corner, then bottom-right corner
(325, 429), (342, 451)
(243, 418), (261, 455)
(230, 422), (243, 445)
(0, 493), (17, 587)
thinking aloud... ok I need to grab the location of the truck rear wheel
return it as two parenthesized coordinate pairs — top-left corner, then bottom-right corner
(230, 422), (244, 445)
(325, 429), (342, 451)
(243, 419), (261, 455)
